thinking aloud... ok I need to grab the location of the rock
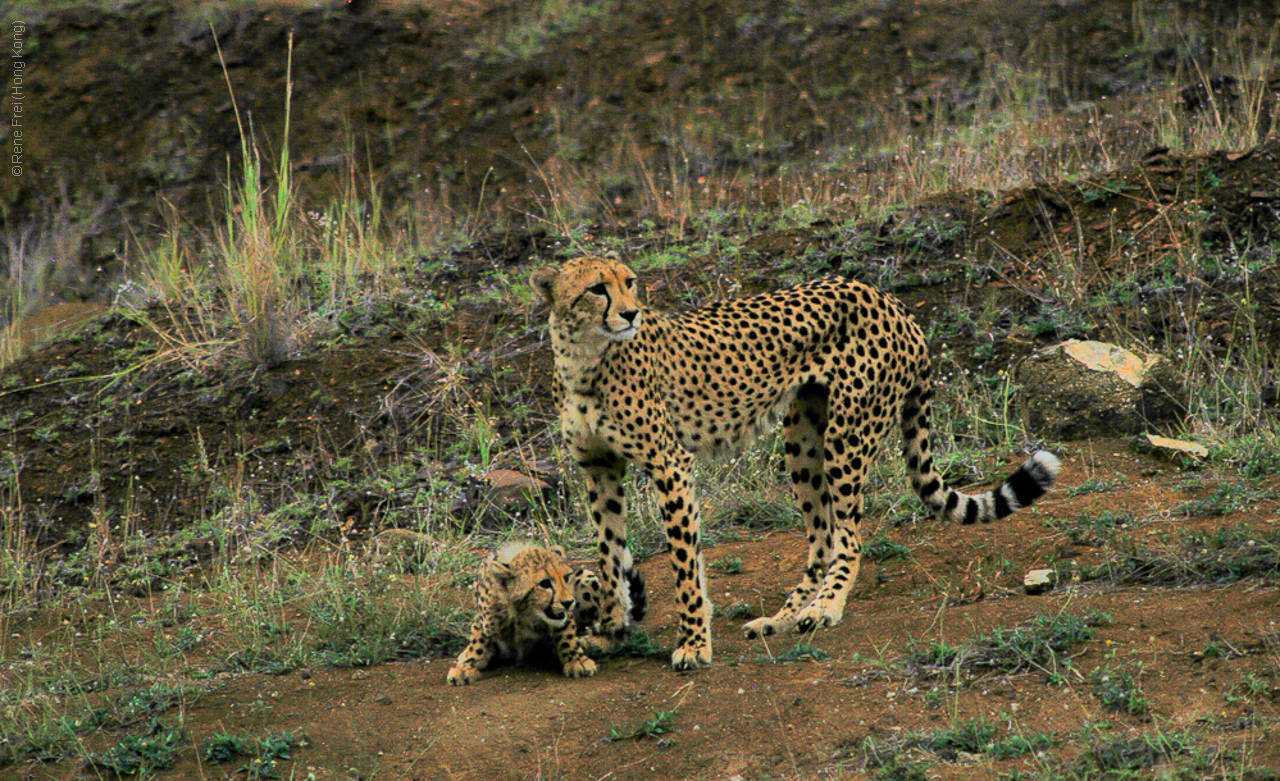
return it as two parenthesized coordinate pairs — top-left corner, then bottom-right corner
(1142, 434), (1209, 460)
(1023, 568), (1057, 595)
(1018, 340), (1188, 439)
(450, 467), (565, 531)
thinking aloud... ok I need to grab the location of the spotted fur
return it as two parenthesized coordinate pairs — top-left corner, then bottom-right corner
(530, 256), (1060, 670)
(447, 542), (597, 684)
(570, 563), (646, 643)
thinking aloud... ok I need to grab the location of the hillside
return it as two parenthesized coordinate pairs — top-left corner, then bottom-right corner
(2, 2), (1280, 780)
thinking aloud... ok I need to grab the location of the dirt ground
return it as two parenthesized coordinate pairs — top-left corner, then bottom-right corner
(188, 442), (1280, 781)
(5, 444), (1280, 780)
(3, 1), (1280, 780)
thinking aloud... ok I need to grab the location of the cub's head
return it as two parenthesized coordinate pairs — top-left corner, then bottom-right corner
(491, 543), (577, 628)
(530, 256), (642, 343)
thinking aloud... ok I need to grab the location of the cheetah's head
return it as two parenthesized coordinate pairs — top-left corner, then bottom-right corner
(530, 256), (642, 344)
(492, 543), (578, 629)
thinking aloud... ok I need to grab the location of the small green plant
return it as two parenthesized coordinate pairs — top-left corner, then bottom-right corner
(1049, 510), (1134, 546)
(1225, 673), (1271, 704)
(86, 721), (184, 776)
(110, 683), (197, 727)
(1074, 731), (1193, 775)
(599, 629), (667, 659)
(708, 556), (743, 574)
(864, 533), (910, 563)
(1098, 524), (1280, 585)
(988, 731), (1055, 759)
(1091, 658), (1150, 717)
(1199, 637), (1237, 660)
(765, 641), (830, 664)
(205, 730), (308, 778)
(924, 718), (995, 759)
(862, 718), (1052, 776)
(902, 611), (1108, 679)
(902, 639), (960, 669)
(204, 732), (256, 763)
(606, 710), (676, 742)
(1066, 477), (1118, 497)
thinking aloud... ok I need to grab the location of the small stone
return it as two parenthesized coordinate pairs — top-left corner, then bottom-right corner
(375, 694), (393, 705)
(1143, 434), (1208, 459)
(1023, 569), (1057, 595)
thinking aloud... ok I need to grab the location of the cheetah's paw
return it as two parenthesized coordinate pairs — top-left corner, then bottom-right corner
(743, 612), (798, 640)
(670, 642), (712, 671)
(794, 603), (843, 634)
(446, 665), (482, 685)
(562, 657), (598, 678)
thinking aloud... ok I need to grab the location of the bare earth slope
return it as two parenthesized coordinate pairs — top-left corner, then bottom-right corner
(2, 2), (1280, 780)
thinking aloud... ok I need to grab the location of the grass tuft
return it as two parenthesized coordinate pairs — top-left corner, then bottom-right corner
(606, 710), (676, 742)
(902, 611), (1108, 680)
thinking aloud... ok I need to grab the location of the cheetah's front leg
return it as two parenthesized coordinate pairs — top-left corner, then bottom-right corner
(447, 616), (498, 685)
(582, 457), (638, 647)
(648, 459), (713, 670)
(553, 624), (598, 679)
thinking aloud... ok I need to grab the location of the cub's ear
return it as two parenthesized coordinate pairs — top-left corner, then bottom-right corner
(549, 545), (568, 561)
(530, 268), (558, 305)
(488, 560), (516, 590)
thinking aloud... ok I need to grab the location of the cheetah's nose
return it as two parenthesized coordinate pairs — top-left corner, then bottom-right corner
(560, 599), (575, 612)
(619, 309), (639, 324)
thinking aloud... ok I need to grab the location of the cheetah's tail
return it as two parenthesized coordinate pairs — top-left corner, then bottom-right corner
(624, 566), (647, 623)
(901, 380), (1060, 524)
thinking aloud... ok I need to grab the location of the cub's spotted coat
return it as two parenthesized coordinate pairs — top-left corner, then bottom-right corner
(531, 257), (1059, 670)
(447, 543), (598, 684)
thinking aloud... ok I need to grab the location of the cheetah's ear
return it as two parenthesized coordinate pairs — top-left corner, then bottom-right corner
(489, 559), (516, 590)
(549, 545), (568, 561)
(530, 268), (558, 305)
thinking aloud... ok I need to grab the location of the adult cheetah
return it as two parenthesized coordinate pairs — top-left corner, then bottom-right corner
(531, 256), (1060, 671)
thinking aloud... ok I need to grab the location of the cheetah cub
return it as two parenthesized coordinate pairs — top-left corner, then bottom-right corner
(447, 542), (601, 684)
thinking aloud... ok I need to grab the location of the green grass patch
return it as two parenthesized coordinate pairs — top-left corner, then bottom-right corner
(1049, 510), (1135, 546)
(902, 611), (1108, 680)
(204, 729), (308, 778)
(1072, 731), (1194, 776)
(862, 718), (1055, 777)
(596, 629), (668, 660)
(1091, 659), (1150, 717)
(1095, 524), (1280, 586)
(762, 641), (830, 665)
(606, 710), (676, 742)
(85, 721), (185, 776)
(709, 555), (744, 574)
(1066, 477), (1120, 497)
(864, 533), (911, 563)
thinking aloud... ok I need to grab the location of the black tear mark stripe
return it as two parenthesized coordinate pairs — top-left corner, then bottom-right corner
(598, 289), (613, 330)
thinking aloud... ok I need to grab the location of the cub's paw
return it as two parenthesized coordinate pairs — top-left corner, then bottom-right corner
(447, 665), (481, 686)
(562, 657), (598, 679)
(578, 634), (619, 655)
(670, 642), (712, 671)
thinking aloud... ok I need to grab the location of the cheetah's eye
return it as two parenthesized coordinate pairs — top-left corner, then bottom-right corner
(538, 578), (553, 589)
(625, 277), (637, 289)
(587, 283), (609, 296)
